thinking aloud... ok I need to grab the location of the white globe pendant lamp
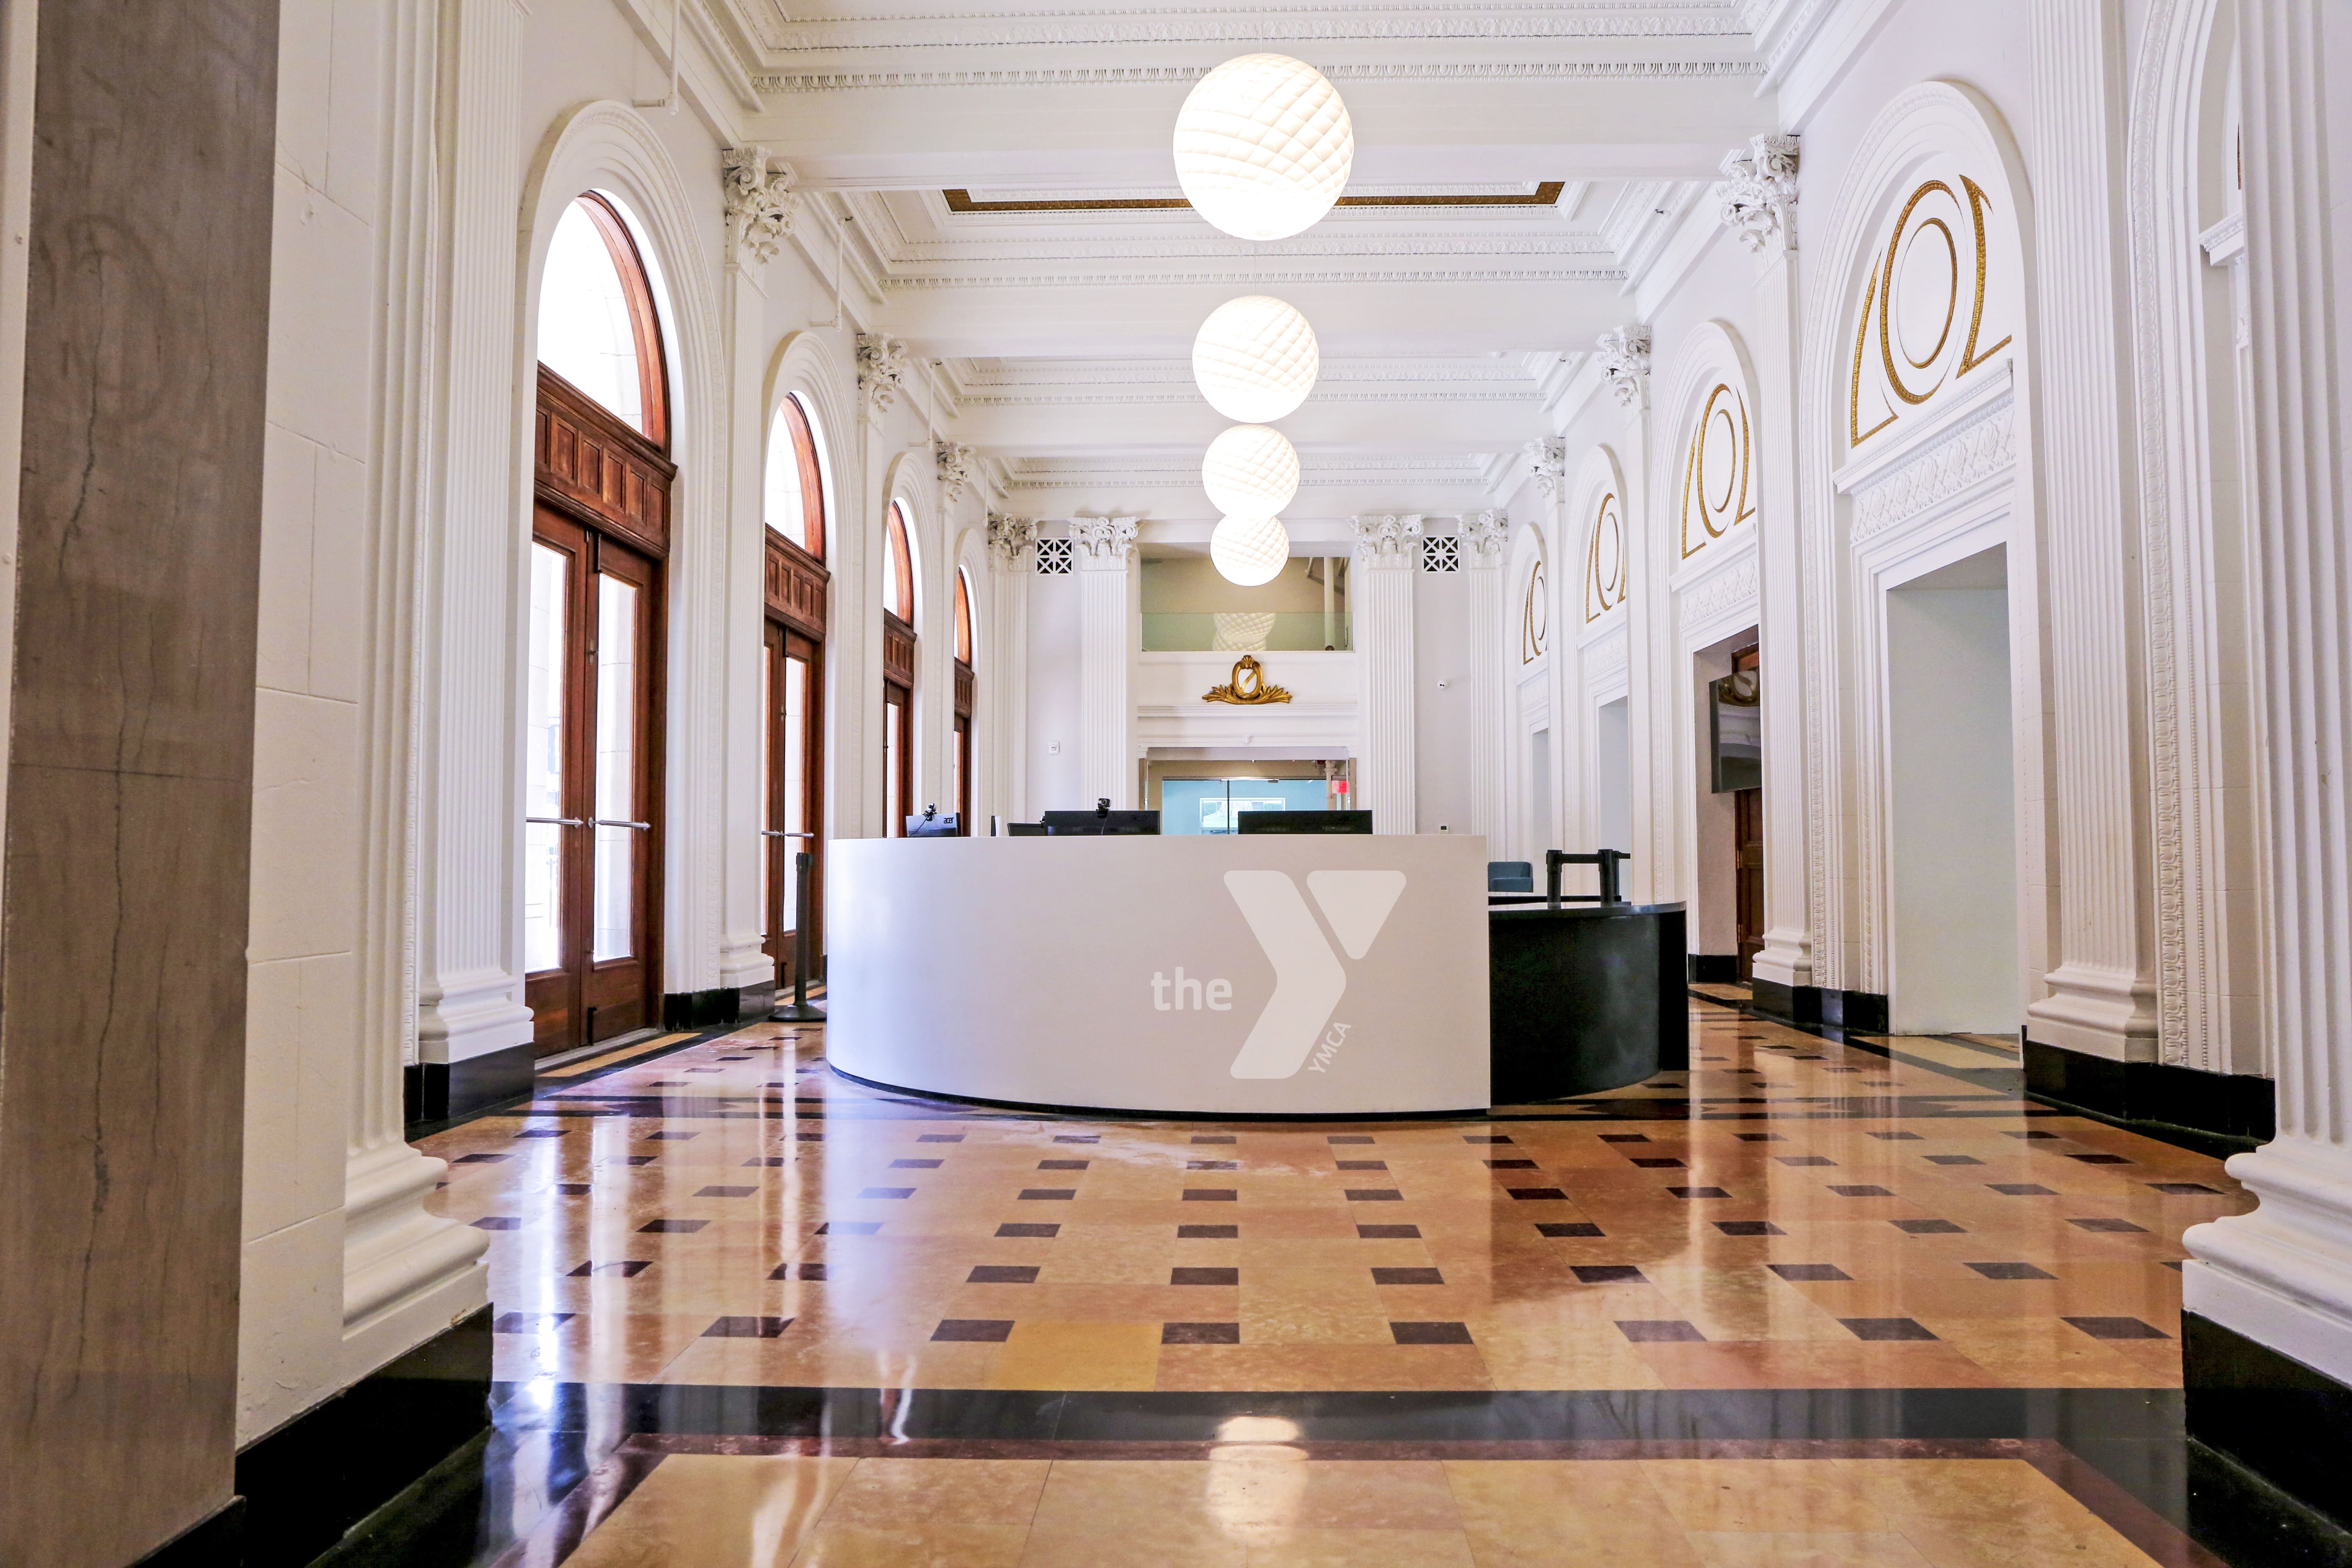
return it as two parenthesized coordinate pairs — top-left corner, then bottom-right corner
(1174, 53), (1354, 242)
(1210, 513), (1290, 587)
(1202, 424), (1301, 516)
(1193, 295), (1319, 423)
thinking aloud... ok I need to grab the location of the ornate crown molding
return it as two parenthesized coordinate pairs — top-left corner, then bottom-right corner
(1525, 437), (1570, 497)
(935, 439), (975, 503)
(857, 334), (908, 419)
(1349, 513), (1426, 563)
(753, 60), (1766, 94)
(1068, 515), (1139, 563)
(985, 512), (1035, 569)
(1718, 132), (1800, 253)
(755, 10), (1753, 53)
(1460, 509), (1510, 563)
(721, 145), (798, 267)
(1595, 325), (1653, 408)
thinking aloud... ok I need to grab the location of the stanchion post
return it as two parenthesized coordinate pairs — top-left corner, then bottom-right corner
(773, 849), (827, 1022)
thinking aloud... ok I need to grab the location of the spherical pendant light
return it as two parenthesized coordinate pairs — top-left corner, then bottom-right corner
(1174, 53), (1354, 242)
(1193, 295), (1320, 423)
(1202, 424), (1301, 516)
(1210, 513), (1290, 587)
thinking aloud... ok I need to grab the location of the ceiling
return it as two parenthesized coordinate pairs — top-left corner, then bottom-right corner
(719, 2), (1784, 532)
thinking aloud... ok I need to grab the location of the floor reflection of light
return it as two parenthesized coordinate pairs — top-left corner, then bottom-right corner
(1207, 1416), (1307, 1540)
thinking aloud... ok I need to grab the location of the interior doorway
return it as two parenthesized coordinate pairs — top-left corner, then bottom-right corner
(1886, 546), (2018, 1033)
(762, 619), (824, 992)
(1527, 726), (1553, 855)
(1594, 696), (1631, 855)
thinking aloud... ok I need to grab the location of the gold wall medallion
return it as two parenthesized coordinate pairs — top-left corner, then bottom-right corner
(1202, 654), (1293, 705)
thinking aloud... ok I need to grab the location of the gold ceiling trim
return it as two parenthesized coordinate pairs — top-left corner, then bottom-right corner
(944, 182), (1568, 215)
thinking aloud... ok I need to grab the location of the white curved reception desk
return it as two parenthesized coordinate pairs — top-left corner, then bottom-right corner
(826, 835), (1492, 1116)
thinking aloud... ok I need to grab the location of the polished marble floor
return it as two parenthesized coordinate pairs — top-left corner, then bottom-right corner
(408, 996), (2265, 1566)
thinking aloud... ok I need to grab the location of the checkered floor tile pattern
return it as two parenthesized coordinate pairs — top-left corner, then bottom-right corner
(418, 999), (2245, 1394)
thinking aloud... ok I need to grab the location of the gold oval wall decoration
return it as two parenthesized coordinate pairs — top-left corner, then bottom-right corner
(1679, 383), (1753, 561)
(1584, 489), (1624, 621)
(1521, 556), (1549, 663)
(1850, 173), (2013, 448)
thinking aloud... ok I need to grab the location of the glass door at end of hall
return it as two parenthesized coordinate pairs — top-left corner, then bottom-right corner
(524, 506), (662, 1055)
(762, 619), (823, 990)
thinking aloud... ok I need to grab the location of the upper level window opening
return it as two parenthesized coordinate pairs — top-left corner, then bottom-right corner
(537, 193), (669, 447)
(765, 392), (827, 558)
(954, 567), (975, 664)
(884, 501), (916, 623)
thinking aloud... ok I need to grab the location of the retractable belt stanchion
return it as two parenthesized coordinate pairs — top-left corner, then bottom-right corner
(773, 849), (827, 1022)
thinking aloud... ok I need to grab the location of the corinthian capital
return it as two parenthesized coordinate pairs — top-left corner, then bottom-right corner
(1348, 513), (1424, 564)
(1595, 325), (1653, 409)
(857, 334), (908, 419)
(721, 145), (797, 266)
(986, 512), (1034, 569)
(1719, 132), (1800, 253)
(1069, 515), (1138, 564)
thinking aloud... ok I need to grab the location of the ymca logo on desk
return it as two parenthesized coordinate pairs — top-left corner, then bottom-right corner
(1222, 870), (1407, 1079)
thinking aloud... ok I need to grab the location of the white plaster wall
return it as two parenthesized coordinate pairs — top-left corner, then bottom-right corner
(1026, 568), (1084, 815)
(240, 0), (381, 1444)
(1413, 563), (1479, 837)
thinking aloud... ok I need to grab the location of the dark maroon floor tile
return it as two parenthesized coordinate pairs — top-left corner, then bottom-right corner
(639, 1219), (708, 1234)
(1990, 1184), (2058, 1196)
(2149, 1183), (2223, 1196)
(1053, 1134), (1099, 1144)
(1330, 1134), (1376, 1145)
(1830, 1185), (1894, 1198)
(1335, 1160), (1388, 1171)
(1359, 1224), (1421, 1239)
(1537, 1223), (1605, 1238)
(1390, 1321), (1473, 1345)
(768, 1263), (825, 1281)
(890, 1159), (944, 1170)
(969, 1265), (1041, 1284)
(1373, 1267), (1445, 1285)
(998, 1223), (1061, 1238)
(918, 1134), (964, 1143)
(1769, 1263), (1853, 1282)
(1842, 1318), (1938, 1341)
(859, 1187), (917, 1200)
(1163, 1322), (1240, 1345)
(472, 1216), (523, 1231)
(567, 1261), (652, 1278)
(1185, 1189), (1239, 1202)
(705, 1316), (791, 1339)
(932, 1319), (1016, 1343)
(1631, 1158), (1686, 1169)
(2065, 1316), (2171, 1340)
(1572, 1265), (1645, 1285)
(1669, 1187), (1733, 1199)
(1462, 1134), (1512, 1144)
(1893, 1218), (1966, 1234)
(1038, 1160), (1090, 1170)
(1715, 1221), (1785, 1237)
(1869, 1131), (1924, 1141)
(1616, 1320), (1704, 1343)
(556, 1183), (592, 1196)
(1189, 1160), (1239, 1170)
(455, 1154), (510, 1164)
(1191, 1135), (1237, 1145)
(816, 1221), (880, 1236)
(1348, 1189), (1405, 1202)
(2069, 1154), (2131, 1165)
(1019, 1189), (1077, 1201)
(1599, 1134), (1650, 1144)
(1926, 1155), (1984, 1166)
(493, 1312), (575, 1332)
(697, 1186), (757, 1198)
(1779, 1157), (1836, 1167)
(1173, 1267), (1240, 1286)
(1507, 1187), (1570, 1200)
(2069, 1217), (2149, 1234)
(744, 1157), (790, 1168)
(1179, 1225), (1238, 1239)
(1485, 1158), (1539, 1169)
(1967, 1262), (2057, 1281)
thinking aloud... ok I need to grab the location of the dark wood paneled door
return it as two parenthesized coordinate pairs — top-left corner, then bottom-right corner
(762, 619), (824, 990)
(1731, 644), (1763, 981)
(525, 504), (663, 1055)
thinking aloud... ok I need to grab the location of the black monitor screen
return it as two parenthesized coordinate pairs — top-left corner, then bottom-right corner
(1040, 809), (1162, 836)
(1235, 810), (1373, 835)
(906, 813), (960, 837)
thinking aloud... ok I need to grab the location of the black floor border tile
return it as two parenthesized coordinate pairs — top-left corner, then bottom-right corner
(405, 1023), (747, 1140)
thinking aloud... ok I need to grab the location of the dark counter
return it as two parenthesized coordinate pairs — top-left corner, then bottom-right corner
(1488, 902), (1689, 1102)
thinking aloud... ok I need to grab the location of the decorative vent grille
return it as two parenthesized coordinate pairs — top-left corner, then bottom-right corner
(1421, 535), (1461, 572)
(1035, 538), (1074, 575)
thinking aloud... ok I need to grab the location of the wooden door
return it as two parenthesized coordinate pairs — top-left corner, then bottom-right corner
(524, 505), (663, 1054)
(763, 619), (825, 989)
(1731, 645), (1763, 980)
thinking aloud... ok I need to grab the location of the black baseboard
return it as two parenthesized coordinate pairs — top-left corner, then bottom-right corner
(1746, 979), (1821, 1025)
(234, 1306), (494, 1568)
(1819, 988), (1889, 1033)
(2187, 1312), (2352, 1546)
(134, 1498), (244, 1567)
(664, 985), (751, 1030)
(2188, 1430), (2352, 1568)
(1687, 953), (1741, 984)
(407, 1042), (536, 1126)
(2024, 1038), (2275, 1154)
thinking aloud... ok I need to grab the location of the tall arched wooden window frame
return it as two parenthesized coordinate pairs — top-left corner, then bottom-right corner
(952, 566), (976, 834)
(881, 501), (918, 836)
(526, 190), (675, 1056)
(762, 388), (831, 993)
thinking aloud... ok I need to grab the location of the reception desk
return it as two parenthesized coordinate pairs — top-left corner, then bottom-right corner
(827, 835), (1492, 1116)
(1488, 903), (1689, 1102)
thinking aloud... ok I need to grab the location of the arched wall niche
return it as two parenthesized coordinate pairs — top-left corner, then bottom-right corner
(2129, 0), (2270, 1078)
(1797, 78), (2040, 1006)
(1566, 443), (1630, 864)
(518, 100), (730, 999)
(1501, 514), (1551, 863)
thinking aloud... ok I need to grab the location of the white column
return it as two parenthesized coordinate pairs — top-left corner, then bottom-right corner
(1349, 514), (1422, 834)
(2025, 0), (2160, 1060)
(340, 0), (494, 1374)
(1746, 166), (1816, 992)
(1461, 510), (1510, 846)
(413, 0), (531, 1072)
(987, 514), (1034, 824)
(1071, 516), (1137, 808)
(2185, 0), (2352, 1383)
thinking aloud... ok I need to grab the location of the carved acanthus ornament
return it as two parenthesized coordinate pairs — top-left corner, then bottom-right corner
(721, 145), (798, 266)
(857, 334), (908, 418)
(1718, 132), (1800, 253)
(986, 513), (1034, 569)
(935, 440), (974, 504)
(1595, 326), (1653, 408)
(1348, 513), (1424, 562)
(1068, 515), (1139, 563)
(1526, 437), (1570, 498)
(1459, 509), (1509, 563)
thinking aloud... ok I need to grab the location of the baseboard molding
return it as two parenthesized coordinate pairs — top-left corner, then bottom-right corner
(233, 1306), (493, 1568)
(2187, 1312), (2352, 1549)
(1747, 978), (1822, 1025)
(133, 1499), (244, 1567)
(405, 1042), (535, 1127)
(2024, 1038), (2275, 1154)
(1818, 988), (1889, 1033)
(664, 984), (753, 1030)
(1686, 953), (1741, 984)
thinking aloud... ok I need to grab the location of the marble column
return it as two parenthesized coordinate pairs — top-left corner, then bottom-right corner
(1071, 517), (1138, 808)
(2024, 0), (2161, 1063)
(1350, 515), (1423, 834)
(987, 514), (1036, 822)
(1461, 510), (1511, 846)
(2184, 0), (2352, 1388)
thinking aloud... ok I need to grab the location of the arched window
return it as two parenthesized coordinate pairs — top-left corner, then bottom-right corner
(525, 191), (675, 1057)
(952, 567), (976, 833)
(882, 501), (918, 835)
(537, 193), (667, 444)
(764, 392), (826, 558)
(1521, 557), (1548, 664)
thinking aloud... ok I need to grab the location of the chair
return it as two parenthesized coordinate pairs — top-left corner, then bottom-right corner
(1488, 860), (1535, 893)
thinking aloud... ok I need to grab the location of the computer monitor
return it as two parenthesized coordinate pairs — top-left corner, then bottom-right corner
(906, 812), (960, 837)
(1040, 809), (1162, 836)
(1235, 810), (1373, 835)
(1004, 822), (1048, 838)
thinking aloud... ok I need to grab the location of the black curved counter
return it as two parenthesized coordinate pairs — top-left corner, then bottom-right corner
(1489, 902), (1689, 1102)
